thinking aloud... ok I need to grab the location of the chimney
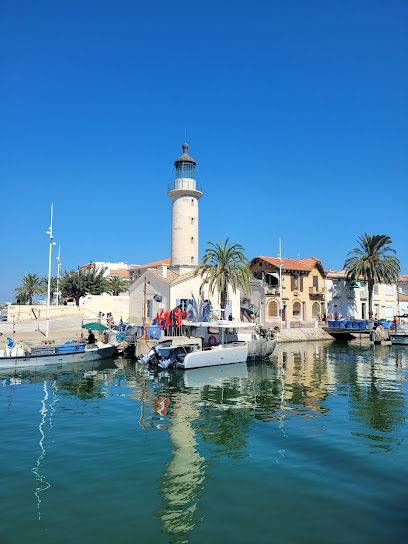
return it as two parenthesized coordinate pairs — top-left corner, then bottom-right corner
(159, 264), (167, 279)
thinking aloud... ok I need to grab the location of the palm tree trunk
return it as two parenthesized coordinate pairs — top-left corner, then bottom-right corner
(368, 279), (374, 320)
(220, 289), (228, 317)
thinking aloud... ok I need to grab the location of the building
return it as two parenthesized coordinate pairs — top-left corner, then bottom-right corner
(129, 142), (240, 324)
(325, 270), (398, 320)
(398, 275), (408, 315)
(249, 256), (326, 326)
(80, 261), (132, 282)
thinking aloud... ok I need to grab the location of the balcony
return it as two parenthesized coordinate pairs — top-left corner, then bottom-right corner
(265, 286), (280, 296)
(309, 286), (326, 297)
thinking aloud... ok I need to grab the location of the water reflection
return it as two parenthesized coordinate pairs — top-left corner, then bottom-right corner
(1, 342), (407, 540)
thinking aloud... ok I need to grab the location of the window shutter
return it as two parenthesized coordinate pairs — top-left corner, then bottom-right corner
(300, 276), (303, 292)
(188, 299), (194, 318)
(291, 275), (295, 291)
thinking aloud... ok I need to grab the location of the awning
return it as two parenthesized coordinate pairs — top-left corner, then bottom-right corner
(348, 280), (359, 288)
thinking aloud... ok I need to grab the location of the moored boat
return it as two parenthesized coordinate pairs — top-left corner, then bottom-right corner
(0, 340), (117, 369)
(389, 332), (408, 345)
(137, 320), (276, 370)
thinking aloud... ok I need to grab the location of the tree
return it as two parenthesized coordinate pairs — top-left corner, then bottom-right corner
(61, 265), (110, 305)
(195, 238), (252, 314)
(14, 273), (45, 305)
(40, 276), (59, 302)
(107, 276), (129, 296)
(344, 233), (400, 319)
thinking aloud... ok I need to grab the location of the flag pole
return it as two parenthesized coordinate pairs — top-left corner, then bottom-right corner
(279, 238), (283, 329)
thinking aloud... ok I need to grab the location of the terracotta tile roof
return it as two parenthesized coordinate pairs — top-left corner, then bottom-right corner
(326, 269), (348, 279)
(148, 268), (179, 284)
(170, 270), (197, 285)
(252, 256), (323, 272)
(131, 258), (170, 269)
(399, 275), (408, 284)
(399, 293), (408, 301)
(111, 268), (129, 278)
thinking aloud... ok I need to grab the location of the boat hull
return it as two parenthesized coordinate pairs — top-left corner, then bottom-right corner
(389, 334), (408, 345)
(0, 344), (117, 369)
(177, 343), (249, 370)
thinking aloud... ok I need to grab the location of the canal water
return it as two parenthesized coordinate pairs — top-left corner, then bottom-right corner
(1, 341), (407, 544)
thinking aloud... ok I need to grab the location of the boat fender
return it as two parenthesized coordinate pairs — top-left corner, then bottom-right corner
(208, 335), (217, 346)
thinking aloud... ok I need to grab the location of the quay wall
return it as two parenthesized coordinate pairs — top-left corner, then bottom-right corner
(276, 328), (334, 343)
(6, 295), (129, 323)
(7, 304), (84, 321)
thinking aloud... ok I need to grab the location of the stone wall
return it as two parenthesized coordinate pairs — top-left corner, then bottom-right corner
(276, 327), (334, 343)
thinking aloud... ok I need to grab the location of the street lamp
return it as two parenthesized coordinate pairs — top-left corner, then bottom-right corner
(46, 204), (56, 338)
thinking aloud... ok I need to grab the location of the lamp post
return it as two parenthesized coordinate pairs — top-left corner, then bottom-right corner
(56, 244), (62, 305)
(46, 204), (56, 338)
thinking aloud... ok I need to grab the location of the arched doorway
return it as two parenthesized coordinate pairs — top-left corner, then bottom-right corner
(312, 302), (320, 318)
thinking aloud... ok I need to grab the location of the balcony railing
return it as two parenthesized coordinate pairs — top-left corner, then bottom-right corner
(309, 286), (326, 296)
(168, 180), (203, 193)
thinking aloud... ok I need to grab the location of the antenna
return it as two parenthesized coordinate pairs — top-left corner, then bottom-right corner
(184, 127), (187, 143)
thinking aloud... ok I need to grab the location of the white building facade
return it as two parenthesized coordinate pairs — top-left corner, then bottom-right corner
(325, 270), (398, 320)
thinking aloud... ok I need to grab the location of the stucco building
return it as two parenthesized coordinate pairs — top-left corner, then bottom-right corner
(325, 270), (398, 320)
(249, 256), (326, 326)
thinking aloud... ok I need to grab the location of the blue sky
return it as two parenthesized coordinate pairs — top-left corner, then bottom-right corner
(1, 0), (407, 301)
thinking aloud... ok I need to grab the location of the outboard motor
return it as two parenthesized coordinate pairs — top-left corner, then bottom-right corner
(158, 347), (186, 369)
(138, 345), (160, 365)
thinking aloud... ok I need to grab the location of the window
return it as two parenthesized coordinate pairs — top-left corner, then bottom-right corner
(191, 217), (194, 225)
(293, 301), (301, 317)
(147, 299), (153, 318)
(191, 199), (194, 207)
(313, 276), (318, 289)
(294, 274), (300, 290)
(179, 299), (188, 312)
(385, 285), (393, 295)
(191, 256), (194, 264)
(191, 237), (194, 244)
(374, 284), (379, 295)
(268, 300), (278, 318)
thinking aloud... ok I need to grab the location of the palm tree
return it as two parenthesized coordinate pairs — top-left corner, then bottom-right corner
(195, 238), (252, 315)
(14, 273), (45, 305)
(108, 276), (129, 296)
(344, 233), (400, 319)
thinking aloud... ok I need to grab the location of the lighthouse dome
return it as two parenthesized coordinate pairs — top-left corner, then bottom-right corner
(174, 143), (196, 167)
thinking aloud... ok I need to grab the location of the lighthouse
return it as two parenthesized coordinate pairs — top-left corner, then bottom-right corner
(168, 143), (203, 273)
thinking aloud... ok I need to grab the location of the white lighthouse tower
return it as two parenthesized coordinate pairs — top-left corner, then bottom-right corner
(168, 143), (203, 273)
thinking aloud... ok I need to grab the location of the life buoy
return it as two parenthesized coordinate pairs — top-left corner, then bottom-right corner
(208, 335), (217, 346)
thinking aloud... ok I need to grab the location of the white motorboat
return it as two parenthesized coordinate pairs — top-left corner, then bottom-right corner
(0, 341), (117, 369)
(138, 320), (276, 370)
